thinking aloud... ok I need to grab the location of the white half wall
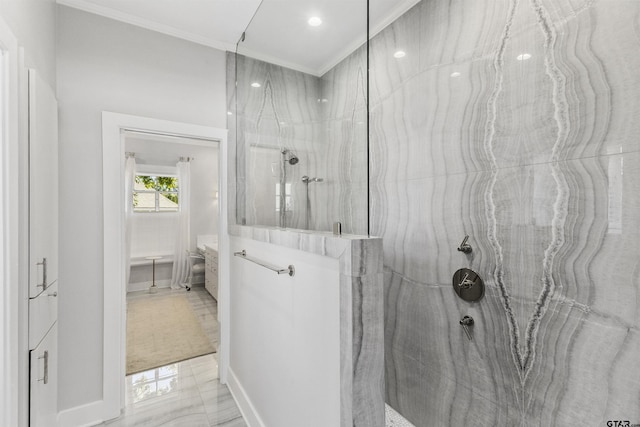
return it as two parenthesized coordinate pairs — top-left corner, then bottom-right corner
(229, 235), (341, 427)
(56, 5), (227, 413)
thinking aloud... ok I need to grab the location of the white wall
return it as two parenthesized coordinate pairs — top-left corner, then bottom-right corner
(228, 236), (341, 427)
(56, 5), (227, 412)
(0, 0), (56, 89)
(190, 150), (219, 245)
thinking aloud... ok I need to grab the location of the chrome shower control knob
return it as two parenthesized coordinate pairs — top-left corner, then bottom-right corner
(460, 316), (474, 340)
(457, 235), (472, 253)
(452, 268), (484, 302)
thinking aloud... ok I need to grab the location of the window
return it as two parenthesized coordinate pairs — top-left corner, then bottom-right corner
(275, 183), (292, 212)
(133, 174), (179, 212)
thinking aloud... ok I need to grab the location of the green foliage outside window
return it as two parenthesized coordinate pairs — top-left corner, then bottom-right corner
(133, 175), (179, 212)
(135, 175), (179, 203)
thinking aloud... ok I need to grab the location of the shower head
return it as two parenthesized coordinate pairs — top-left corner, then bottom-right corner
(282, 149), (299, 165)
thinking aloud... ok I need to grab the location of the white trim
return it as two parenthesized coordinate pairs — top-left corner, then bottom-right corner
(237, 47), (321, 77)
(58, 0), (420, 78)
(239, 0), (422, 77)
(126, 280), (173, 293)
(0, 17), (21, 427)
(101, 112), (229, 422)
(134, 164), (177, 176)
(57, 400), (104, 427)
(57, 0), (236, 53)
(369, 0), (422, 42)
(227, 368), (266, 427)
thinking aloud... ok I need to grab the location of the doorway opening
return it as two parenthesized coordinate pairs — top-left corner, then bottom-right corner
(101, 113), (229, 421)
(123, 132), (220, 401)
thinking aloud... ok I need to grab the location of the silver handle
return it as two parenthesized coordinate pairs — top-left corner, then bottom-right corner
(458, 272), (476, 289)
(233, 250), (295, 277)
(333, 222), (342, 236)
(459, 316), (474, 340)
(36, 258), (48, 288)
(457, 235), (472, 253)
(37, 351), (49, 384)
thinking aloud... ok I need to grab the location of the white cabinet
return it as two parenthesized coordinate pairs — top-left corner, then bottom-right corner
(28, 281), (58, 350)
(29, 323), (58, 427)
(28, 68), (58, 299)
(204, 246), (218, 300)
(27, 69), (58, 427)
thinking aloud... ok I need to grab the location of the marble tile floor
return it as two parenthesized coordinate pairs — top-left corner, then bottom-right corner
(103, 354), (246, 426)
(127, 286), (219, 351)
(123, 287), (413, 427)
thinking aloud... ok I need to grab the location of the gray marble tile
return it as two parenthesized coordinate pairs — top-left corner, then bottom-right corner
(417, 0), (514, 71)
(229, 226), (384, 426)
(369, 2), (421, 105)
(230, 0), (640, 424)
(320, 45), (368, 121)
(380, 148), (640, 420)
(103, 353), (245, 427)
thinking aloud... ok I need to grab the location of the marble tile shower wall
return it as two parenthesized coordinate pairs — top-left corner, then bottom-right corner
(361, 0), (640, 425)
(232, 50), (369, 234)
(319, 46), (369, 235)
(233, 54), (322, 230)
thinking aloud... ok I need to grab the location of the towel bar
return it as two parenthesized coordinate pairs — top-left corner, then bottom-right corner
(233, 250), (295, 277)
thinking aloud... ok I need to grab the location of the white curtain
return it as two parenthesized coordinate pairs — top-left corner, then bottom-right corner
(171, 160), (191, 288)
(124, 155), (136, 286)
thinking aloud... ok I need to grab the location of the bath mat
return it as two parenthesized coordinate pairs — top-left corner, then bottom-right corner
(126, 293), (215, 375)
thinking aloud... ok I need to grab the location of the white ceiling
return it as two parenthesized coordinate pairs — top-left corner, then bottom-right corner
(57, 0), (420, 76)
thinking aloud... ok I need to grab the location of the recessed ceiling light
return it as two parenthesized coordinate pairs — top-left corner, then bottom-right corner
(227, 111), (233, 115)
(450, 72), (461, 78)
(308, 17), (322, 27)
(251, 82), (261, 88)
(393, 50), (406, 59)
(516, 53), (532, 61)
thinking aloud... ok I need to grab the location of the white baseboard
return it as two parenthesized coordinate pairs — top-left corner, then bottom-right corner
(57, 400), (105, 427)
(227, 368), (266, 427)
(127, 279), (172, 293)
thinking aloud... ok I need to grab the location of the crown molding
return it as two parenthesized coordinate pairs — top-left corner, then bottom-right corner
(57, 0), (238, 53)
(58, 0), (422, 77)
(317, 0), (422, 76)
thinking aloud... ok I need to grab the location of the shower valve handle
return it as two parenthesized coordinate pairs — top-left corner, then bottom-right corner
(457, 235), (472, 253)
(460, 315), (474, 340)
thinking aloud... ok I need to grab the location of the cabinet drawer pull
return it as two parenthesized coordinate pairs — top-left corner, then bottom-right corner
(37, 351), (49, 384)
(36, 258), (48, 289)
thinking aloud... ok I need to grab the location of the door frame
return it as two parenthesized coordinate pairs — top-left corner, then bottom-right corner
(101, 112), (229, 421)
(0, 17), (21, 427)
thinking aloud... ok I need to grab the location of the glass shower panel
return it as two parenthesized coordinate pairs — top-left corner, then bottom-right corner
(232, 0), (369, 235)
